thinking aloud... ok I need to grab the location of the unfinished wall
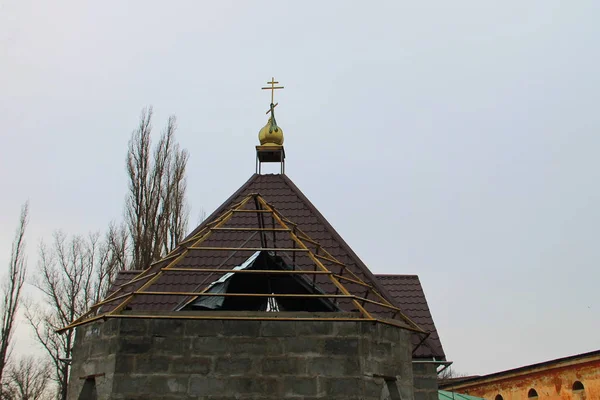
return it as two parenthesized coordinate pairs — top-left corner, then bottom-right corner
(412, 363), (438, 400)
(67, 313), (415, 400)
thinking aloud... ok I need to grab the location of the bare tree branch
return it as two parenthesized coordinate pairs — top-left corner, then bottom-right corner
(26, 106), (190, 399)
(1, 202), (29, 397)
(126, 107), (189, 270)
(27, 232), (119, 400)
(4, 355), (52, 400)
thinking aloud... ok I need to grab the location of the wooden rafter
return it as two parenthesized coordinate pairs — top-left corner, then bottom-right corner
(58, 193), (425, 334)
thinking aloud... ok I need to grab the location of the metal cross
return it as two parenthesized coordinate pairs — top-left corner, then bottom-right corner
(262, 77), (284, 114)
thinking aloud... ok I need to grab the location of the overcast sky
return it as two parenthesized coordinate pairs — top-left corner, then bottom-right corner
(1, 1), (599, 375)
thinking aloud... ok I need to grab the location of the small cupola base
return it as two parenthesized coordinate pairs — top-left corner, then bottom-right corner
(256, 145), (285, 174)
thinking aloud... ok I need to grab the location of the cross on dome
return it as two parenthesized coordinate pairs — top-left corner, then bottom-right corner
(261, 77), (284, 114)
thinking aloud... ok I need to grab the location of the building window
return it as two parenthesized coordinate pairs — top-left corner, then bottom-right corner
(528, 388), (539, 398)
(495, 395), (504, 400)
(573, 381), (584, 391)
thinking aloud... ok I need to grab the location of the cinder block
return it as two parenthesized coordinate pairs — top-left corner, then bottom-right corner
(283, 376), (318, 396)
(101, 319), (120, 337)
(229, 337), (282, 355)
(183, 320), (223, 337)
(392, 340), (410, 360)
(260, 320), (297, 337)
(307, 356), (360, 376)
(70, 341), (91, 361)
(134, 355), (171, 374)
(222, 320), (260, 336)
(323, 338), (359, 355)
(297, 321), (334, 336)
(188, 376), (227, 396)
(90, 337), (117, 357)
(282, 337), (324, 354)
(370, 341), (392, 359)
(119, 319), (148, 336)
(412, 362), (436, 375)
(228, 377), (281, 394)
(147, 376), (188, 394)
(171, 356), (212, 375)
(114, 354), (136, 374)
(151, 335), (185, 355)
(214, 357), (253, 375)
(149, 319), (184, 336)
(261, 356), (306, 375)
(113, 375), (149, 394)
(413, 376), (439, 391)
(360, 321), (379, 335)
(379, 324), (401, 343)
(191, 337), (228, 354)
(414, 390), (437, 400)
(333, 321), (360, 336)
(118, 336), (153, 354)
(320, 377), (362, 397)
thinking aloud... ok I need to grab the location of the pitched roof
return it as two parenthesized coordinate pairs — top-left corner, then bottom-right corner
(68, 173), (445, 359)
(440, 349), (600, 390)
(377, 274), (445, 359)
(438, 390), (485, 400)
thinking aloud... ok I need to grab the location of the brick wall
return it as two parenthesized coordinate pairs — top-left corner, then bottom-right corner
(67, 313), (415, 400)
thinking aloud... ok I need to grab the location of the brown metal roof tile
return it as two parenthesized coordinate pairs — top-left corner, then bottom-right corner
(99, 174), (445, 359)
(375, 274), (445, 359)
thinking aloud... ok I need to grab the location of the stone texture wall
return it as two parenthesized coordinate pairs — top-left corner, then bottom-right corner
(68, 313), (415, 400)
(412, 363), (438, 400)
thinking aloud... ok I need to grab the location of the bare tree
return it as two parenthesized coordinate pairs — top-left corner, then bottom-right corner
(126, 107), (189, 270)
(26, 107), (190, 399)
(27, 232), (117, 400)
(4, 355), (51, 400)
(438, 365), (470, 385)
(1, 202), (29, 397)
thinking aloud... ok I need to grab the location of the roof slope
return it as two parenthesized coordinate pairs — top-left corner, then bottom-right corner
(71, 174), (445, 359)
(377, 274), (444, 359)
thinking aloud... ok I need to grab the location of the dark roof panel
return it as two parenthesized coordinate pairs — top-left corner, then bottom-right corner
(375, 274), (445, 359)
(102, 174), (445, 359)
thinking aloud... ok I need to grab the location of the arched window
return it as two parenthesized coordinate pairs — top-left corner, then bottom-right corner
(495, 395), (504, 400)
(528, 388), (539, 398)
(573, 381), (584, 391)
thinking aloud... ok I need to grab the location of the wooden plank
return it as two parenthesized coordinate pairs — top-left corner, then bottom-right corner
(188, 247), (309, 252)
(163, 268), (332, 274)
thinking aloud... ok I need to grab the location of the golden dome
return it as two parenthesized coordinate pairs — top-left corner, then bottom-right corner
(258, 117), (284, 146)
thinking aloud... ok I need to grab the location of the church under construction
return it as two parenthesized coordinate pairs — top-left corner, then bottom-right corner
(64, 79), (446, 400)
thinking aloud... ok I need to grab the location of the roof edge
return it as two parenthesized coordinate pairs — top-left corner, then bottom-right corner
(280, 175), (432, 338)
(441, 349), (600, 389)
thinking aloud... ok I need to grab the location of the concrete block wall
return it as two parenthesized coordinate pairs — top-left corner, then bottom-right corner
(412, 363), (439, 400)
(67, 314), (415, 400)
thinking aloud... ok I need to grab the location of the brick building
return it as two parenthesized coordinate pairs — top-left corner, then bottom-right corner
(440, 350), (600, 400)
(63, 80), (447, 399)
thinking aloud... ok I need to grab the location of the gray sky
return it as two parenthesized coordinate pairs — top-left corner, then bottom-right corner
(1, 1), (599, 375)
